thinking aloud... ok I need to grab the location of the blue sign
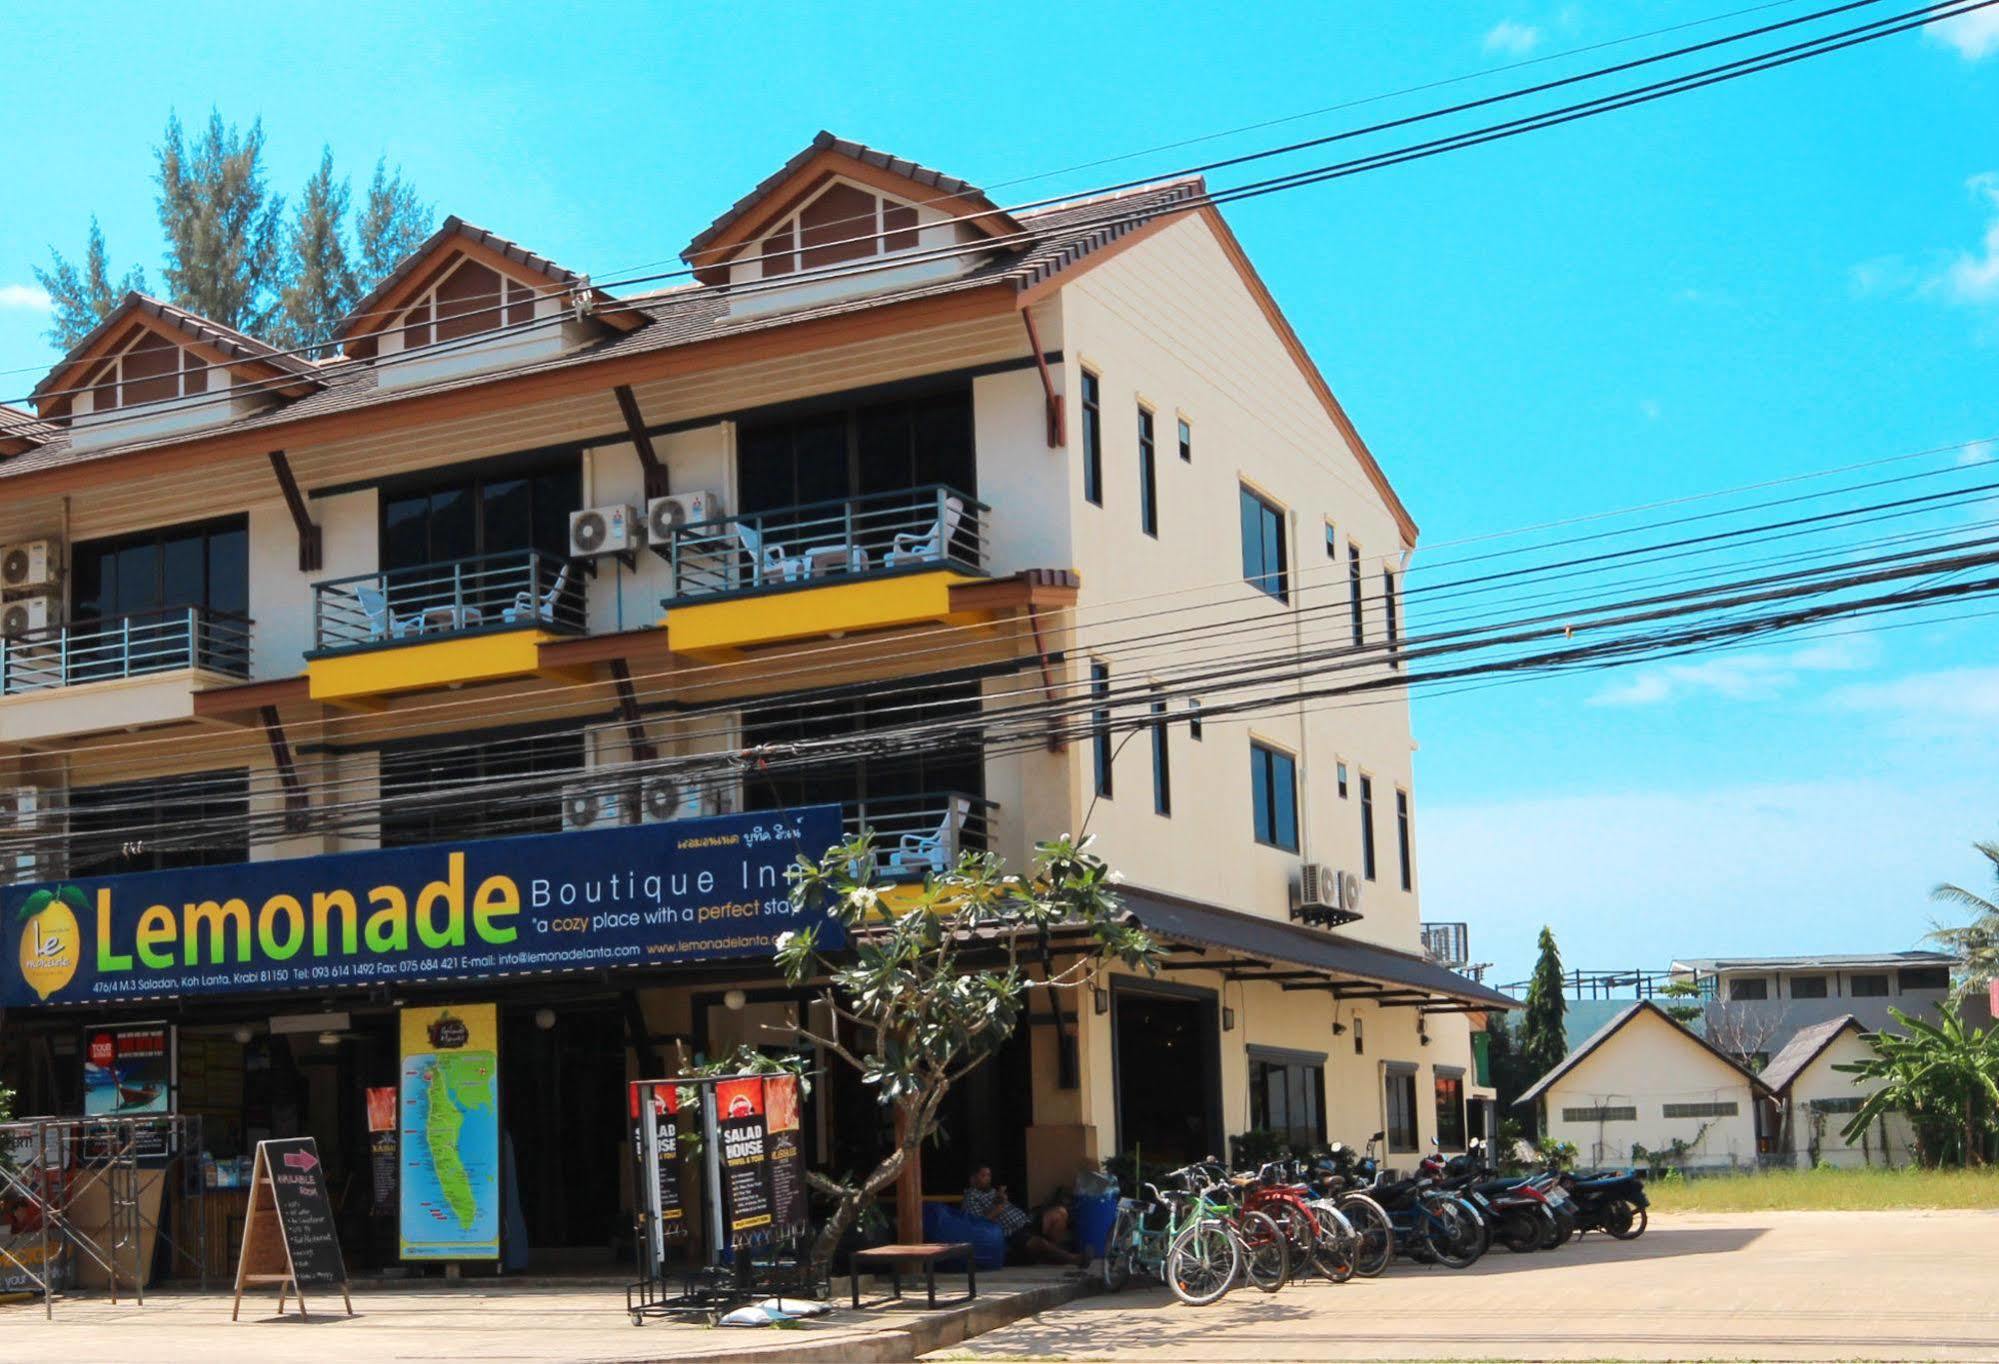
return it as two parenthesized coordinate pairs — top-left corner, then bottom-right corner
(1, 805), (845, 1008)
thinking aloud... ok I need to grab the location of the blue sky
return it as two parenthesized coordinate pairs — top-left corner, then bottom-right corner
(2, 2), (1997, 983)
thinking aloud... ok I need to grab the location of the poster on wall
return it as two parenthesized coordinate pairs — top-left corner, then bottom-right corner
(764, 1074), (808, 1239)
(397, 1005), (500, 1261)
(715, 1076), (772, 1245)
(82, 1023), (174, 1159)
(366, 1087), (399, 1218)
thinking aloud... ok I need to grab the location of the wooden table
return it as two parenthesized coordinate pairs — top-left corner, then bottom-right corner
(849, 1241), (975, 1310)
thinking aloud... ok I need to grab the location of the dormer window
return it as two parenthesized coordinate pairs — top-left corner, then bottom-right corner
(82, 329), (206, 412)
(396, 259), (543, 349)
(755, 181), (922, 279)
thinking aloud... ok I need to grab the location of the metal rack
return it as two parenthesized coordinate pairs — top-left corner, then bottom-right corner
(0, 1114), (208, 1319)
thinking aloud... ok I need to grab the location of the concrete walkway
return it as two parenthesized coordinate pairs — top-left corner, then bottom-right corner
(928, 1211), (1999, 1362)
(0, 1266), (1088, 1363)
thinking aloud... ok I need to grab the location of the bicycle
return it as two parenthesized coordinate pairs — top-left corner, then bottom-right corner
(1104, 1162), (1243, 1306)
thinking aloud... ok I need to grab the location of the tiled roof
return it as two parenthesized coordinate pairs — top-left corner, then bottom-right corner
(334, 215), (599, 342)
(0, 180), (1204, 486)
(1759, 1015), (1865, 1094)
(1672, 951), (1953, 973)
(28, 292), (322, 408)
(0, 403), (56, 449)
(683, 130), (1002, 264)
(1514, 1000), (1772, 1108)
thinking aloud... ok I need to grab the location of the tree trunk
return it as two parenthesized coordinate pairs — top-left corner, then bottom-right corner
(807, 1084), (951, 1276)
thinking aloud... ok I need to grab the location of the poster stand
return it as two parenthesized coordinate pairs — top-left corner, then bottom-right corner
(624, 1070), (817, 1326)
(229, 1138), (354, 1321)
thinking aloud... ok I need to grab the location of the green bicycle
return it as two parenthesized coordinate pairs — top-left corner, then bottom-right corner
(1103, 1162), (1277, 1306)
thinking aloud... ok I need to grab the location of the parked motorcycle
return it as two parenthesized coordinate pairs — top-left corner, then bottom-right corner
(1557, 1167), (1650, 1240)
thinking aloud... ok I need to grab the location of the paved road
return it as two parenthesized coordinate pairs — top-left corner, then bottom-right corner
(928, 1211), (1999, 1362)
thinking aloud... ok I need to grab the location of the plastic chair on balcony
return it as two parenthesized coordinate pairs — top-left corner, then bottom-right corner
(502, 562), (575, 627)
(888, 796), (971, 877)
(736, 521), (807, 588)
(884, 495), (966, 570)
(353, 585), (421, 643)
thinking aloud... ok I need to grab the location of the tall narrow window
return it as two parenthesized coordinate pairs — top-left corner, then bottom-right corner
(1360, 775), (1377, 881)
(1188, 698), (1203, 740)
(1178, 417), (1193, 462)
(1081, 371), (1103, 506)
(1326, 522), (1338, 558)
(1385, 1066), (1419, 1153)
(1091, 661), (1113, 798)
(1434, 1071), (1467, 1151)
(1151, 692), (1171, 816)
(1138, 407), (1158, 537)
(1383, 568), (1400, 667)
(1251, 741), (1299, 851)
(1336, 761), (1349, 799)
(1396, 788), (1412, 892)
(1240, 486), (1289, 602)
(1348, 542), (1364, 646)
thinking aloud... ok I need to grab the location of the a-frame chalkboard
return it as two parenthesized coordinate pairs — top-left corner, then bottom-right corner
(231, 1137), (355, 1320)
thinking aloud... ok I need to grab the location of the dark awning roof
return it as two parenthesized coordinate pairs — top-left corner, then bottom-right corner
(1120, 887), (1516, 1011)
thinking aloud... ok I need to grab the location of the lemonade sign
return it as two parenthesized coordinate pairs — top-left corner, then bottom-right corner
(15, 885), (83, 1001)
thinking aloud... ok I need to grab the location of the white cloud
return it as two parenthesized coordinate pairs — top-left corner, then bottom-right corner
(1588, 638), (1876, 707)
(1958, 440), (1995, 466)
(1931, 8), (1999, 60)
(1825, 666), (1999, 727)
(0, 284), (50, 312)
(1937, 173), (1999, 305)
(1483, 19), (1542, 56)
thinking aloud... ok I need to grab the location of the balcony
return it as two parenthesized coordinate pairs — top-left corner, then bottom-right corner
(842, 791), (995, 881)
(306, 549), (585, 705)
(658, 485), (990, 658)
(0, 607), (253, 743)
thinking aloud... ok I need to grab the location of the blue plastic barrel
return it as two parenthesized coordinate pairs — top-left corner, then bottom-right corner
(1072, 1191), (1119, 1258)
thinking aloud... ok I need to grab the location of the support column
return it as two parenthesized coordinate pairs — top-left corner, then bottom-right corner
(613, 385), (670, 501)
(267, 451), (322, 572)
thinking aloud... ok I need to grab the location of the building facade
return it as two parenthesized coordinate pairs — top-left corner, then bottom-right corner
(1669, 951), (1986, 1066)
(0, 133), (1505, 1270)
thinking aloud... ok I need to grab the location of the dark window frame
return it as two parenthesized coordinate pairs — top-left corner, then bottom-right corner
(1788, 975), (1828, 999)
(1150, 691), (1171, 817)
(1347, 542), (1364, 646)
(1137, 406), (1158, 537)
(1240, 485), (1289, 603)
(1850, 973), (1890, 998)
(1250, 740), (1299, 851)
(1248, 1048), (1327, 1150)
(1091, 661), (1113, 799)
(1728, 978), (1769, 1001)
(1081, 370), (1103, 506)
(1433, 1070), (1467, 1151)
(1384, 1065), (1420, 1153)
(1188, 698), (1203, 741)
(1360, 774), (1378, 881)
(1899, 966), (1951, 992)
(1395, 788), (1413, 892)
(1383, 567), (1400, 668)
(67, 768), (251, 878)
(1177, 416), (1192, 462)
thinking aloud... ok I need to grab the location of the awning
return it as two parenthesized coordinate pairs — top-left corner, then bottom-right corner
(1120, 887), (1517, 1012)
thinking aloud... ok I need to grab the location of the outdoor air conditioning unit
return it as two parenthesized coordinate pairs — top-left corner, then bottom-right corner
(644, 492), (718, 544)
(0, 785), (61, 831)
(568, 504), (638, 558)
(1291, 863), (1362, 926)
(1, 540), (58, 590)
(1, 595), (52, 639)
(561, 784), (626, 831)
(637, 774), (730, 824)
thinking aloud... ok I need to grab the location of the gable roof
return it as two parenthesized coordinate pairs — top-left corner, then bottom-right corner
(1759, 1015), (1867, 1094)
(1673, 951), (1952, 974)
(0, 403), (55, 456)
(1514, 999), (1772, 1108)
(29, 292), (323, 417)
(680, 131), (1025, 282)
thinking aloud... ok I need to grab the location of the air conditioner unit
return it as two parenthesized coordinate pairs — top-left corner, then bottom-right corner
(568, 504), (638, 558)
(10, 851), (60, 887)
(1340, 872), (1363, 916)
(637, 774), (732, 824)
(645, 492), (718, 544)
(0, 785), (61, 831)
(1292, 863), (1341, 917)
(1, 595), (52, 639)
(561, 784), (625, 831)
(1, 540), (58, 590)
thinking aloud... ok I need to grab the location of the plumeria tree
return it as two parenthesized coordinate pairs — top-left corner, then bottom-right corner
(775, 831), (1157, 1273)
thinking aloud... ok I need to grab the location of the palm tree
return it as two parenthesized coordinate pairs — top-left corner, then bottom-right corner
(1930, 839), (1999, 1000)
(1835, 1008), (1999, 1167)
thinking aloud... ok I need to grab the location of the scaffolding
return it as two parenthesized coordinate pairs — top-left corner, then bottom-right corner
(0, 1114), (208, 1320)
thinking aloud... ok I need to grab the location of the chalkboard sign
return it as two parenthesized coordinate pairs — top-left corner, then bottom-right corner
(231, 1137), (353, 1320)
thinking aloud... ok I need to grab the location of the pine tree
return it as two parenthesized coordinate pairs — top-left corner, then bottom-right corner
(271, 149), (358, 357)
(154, 110), (288, 335)
(32, 217), (148, 347)
(356, 159), (433, 284)
(1520, 925), (1569, 1080)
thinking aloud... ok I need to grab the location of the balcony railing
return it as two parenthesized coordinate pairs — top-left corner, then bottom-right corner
(313, 548), (585, 654)
(841, 790), (996, 882)
(0, 606), (253, 696)
(661, 484), (988, 605)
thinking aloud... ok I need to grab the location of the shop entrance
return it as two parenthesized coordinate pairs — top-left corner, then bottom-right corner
(500, 1003), (626, 1261)
(1112, 982), (1223, 1168)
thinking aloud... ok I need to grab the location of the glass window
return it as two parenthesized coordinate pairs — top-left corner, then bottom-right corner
(1188, 698), (1202, 740)
(1337, 761), (1349, 799)
(68, 769), (250, 877)
(1383, 568), (1400, 667)
(1239, 486), (1288, 602)
(1150, 692), (1171, 816)
(1663, 1101), (1739, 1119)
(1850, 973), (1890, 998)
(1091, 662), (1113, 799)
(1137, 407), (1158, 537)
(68, 517), (250, 675)
(1326, 522), (1337, 558)
(1360, 775), (1377, 881)
(379, 729), (585, 847)
(1434, 1072), (1466, 1151)
(1396, 788), (1412, 892)
(1081, 371), (1102, 506)
(1899, 966), (1950, 992)
(1177, 417), (1192, 462)
(1788, 975), (1828, 999)
(1347, 543), (1364, 646)
(734, 388), (974, 514)
(1728, 978), (1768, 1001)
(1250, 742), (1298, 851)
(1248, 1052), (1325, 1150)
(1385, 1067), (1419, 1153)
(380, 458), (580, 570)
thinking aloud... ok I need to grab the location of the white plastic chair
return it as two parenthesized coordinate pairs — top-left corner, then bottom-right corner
(888, 796), (970, 876)
(736, 521), (806, 587)
(354, 585), (420, 641)
(503, 562), (574, 626)
(884, 495), (966, 569)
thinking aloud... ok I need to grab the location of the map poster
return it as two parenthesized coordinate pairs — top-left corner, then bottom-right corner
(398, 1004), (500, 1261)
(715, 1077), (772, 1244)
(764, 1075), (808, 1238)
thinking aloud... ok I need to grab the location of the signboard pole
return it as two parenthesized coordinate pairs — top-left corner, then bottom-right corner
(702, 1086), (724, 1269)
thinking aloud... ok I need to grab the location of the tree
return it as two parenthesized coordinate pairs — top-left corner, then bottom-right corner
(356, 159), (434, 284)
(154, 110), (288, 335)
(774, 832), (1156, 1273)
(30, 217), (147, 348)
(1930, 837), (1999, 1003)
(271, 150), (358, 356)
(1520, 926), (1568, 1082)
(1702, 999), (1789, 1071)
(1836, 1007), (1999, 1167)
(1657, 977), (1707, 1026)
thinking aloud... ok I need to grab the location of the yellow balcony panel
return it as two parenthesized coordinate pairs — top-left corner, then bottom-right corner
(662, 570), (988, 660)
(307, 629), (556, 703)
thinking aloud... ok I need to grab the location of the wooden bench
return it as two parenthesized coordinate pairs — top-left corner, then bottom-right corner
(849, 1241), (976, 1310)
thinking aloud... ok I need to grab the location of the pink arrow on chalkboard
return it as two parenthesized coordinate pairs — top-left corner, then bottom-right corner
(284, 1150), (320, 1173)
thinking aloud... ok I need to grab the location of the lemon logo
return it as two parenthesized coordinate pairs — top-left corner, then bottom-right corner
(16, 885), (84, 1002)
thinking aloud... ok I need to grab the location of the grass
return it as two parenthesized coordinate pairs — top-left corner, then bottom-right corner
(1644, 1164), (1999, 1212)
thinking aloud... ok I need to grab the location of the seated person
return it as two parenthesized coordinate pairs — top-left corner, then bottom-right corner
(963, 1165), (1086, 1267)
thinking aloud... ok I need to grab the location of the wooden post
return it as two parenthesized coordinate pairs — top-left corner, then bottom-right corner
(895, 1106), (923, 1245)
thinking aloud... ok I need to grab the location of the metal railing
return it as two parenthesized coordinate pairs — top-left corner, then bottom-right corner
(662, 484), (988, 604)
(842, 790), (995, 881)
(313, 547), (585, 653)
(0, 606), (252, 696)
